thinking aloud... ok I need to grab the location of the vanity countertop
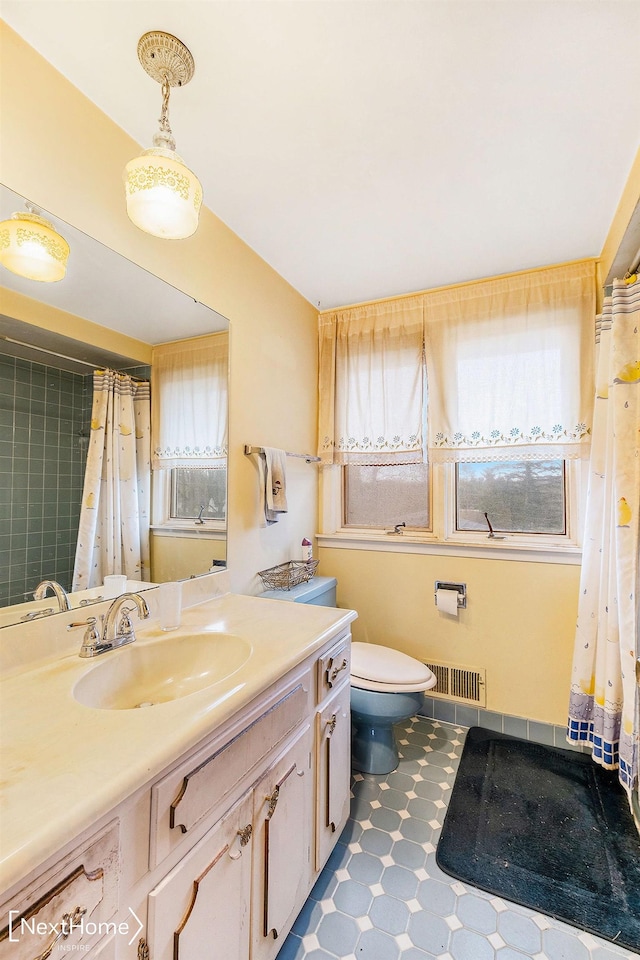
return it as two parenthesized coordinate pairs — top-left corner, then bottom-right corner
(0, 592), (357, 897)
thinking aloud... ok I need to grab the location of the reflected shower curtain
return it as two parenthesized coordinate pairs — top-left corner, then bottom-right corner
(567, 277), (639, 799)
(73, 370), (151, 590)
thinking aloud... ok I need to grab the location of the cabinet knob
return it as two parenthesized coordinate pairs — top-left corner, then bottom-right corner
(137, 939), (150, 960)
(327, 657), (348, 686)
(265, 785), (280, 819)
(229, 823), (253, 860)
(33, 905), (87, 960)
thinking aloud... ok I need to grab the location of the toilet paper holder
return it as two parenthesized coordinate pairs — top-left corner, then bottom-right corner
(434, 581), (467, 608)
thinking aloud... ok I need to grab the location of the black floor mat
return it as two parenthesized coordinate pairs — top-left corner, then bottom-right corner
(436, 727), (640, 952)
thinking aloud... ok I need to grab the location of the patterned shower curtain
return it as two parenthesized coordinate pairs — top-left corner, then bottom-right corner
(73, 370), (151, 590)
(567, 277), (639, 799)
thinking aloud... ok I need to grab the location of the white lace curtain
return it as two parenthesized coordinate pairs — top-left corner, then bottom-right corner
(73, 370), (151, 590)
(425, 261), (595, 462)
(567, 277), (639, 798)
(152, 332), (228, 470)
(318, 261), (596, 465)
(318, 297), (425, 465)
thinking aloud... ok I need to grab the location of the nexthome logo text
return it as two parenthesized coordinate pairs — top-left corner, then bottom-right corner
(8, 906), (144, 949)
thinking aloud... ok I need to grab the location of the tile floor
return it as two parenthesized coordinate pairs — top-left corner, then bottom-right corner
(276, 717), (638, 960)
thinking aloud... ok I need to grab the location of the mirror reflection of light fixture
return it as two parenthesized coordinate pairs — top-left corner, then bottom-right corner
(0, 204), (70, 282)
(124, 31), (202, 240)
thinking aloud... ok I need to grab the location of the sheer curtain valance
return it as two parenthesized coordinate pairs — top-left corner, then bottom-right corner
(318, 261), (596, 467)
(152, 332), (228, 470)
(425, 261), (596, 462)
(318, 297), (425, 465)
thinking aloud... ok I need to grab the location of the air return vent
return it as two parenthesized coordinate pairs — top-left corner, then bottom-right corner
(423, 660), (486, 707)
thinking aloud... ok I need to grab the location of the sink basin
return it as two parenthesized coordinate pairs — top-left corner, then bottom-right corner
(73, 633), (252, 710)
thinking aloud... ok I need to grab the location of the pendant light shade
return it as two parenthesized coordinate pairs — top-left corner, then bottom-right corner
(124, 31), (202, 240)
(124, 147), (202, 240)
(0, 208), (70, 282)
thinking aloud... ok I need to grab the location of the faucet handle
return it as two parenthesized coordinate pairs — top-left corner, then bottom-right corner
(68, 616), (104, 657)
(116, 607), (137, 643)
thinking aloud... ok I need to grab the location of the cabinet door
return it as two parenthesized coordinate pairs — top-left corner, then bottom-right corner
(252, 724), (312, 960)
(315, 683), (351, 871)
(147, 792), (253, 960)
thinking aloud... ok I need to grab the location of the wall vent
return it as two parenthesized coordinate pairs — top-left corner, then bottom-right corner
(423, 660), (486, 707)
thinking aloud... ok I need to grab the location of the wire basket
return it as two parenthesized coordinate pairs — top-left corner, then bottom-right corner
(258, 558), (319, 591)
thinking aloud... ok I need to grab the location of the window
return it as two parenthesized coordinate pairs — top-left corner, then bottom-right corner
(171, 467), (226, 522)
(344, 463), (430, 528)
(455, 460), (566, 535)
(341, 459), (568, 539)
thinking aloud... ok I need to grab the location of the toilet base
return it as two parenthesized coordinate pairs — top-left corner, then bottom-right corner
(350, 687), (425, 776)
(351, 721), (400, 775)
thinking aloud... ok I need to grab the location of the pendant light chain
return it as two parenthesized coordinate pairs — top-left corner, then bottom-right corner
(159, 76), (172, 136)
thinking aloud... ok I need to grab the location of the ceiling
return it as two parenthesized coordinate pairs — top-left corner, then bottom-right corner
(2, 1), (640, 310)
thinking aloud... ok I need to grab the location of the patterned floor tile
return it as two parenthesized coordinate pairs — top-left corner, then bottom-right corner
(276, 717), (638, 960)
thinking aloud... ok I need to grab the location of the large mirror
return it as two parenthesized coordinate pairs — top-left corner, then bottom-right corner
(0, 184), (229, 627)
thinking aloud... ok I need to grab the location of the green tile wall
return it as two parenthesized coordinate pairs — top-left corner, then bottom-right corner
(0, 355), (92, 605)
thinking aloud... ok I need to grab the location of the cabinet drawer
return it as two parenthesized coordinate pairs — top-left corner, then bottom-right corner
(0, 822), (119, 960)
(150, 676), (309, 869)
(316, 633), (351, 702)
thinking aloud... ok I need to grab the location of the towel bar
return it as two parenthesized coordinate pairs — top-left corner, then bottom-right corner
(244, 444), (320, 463)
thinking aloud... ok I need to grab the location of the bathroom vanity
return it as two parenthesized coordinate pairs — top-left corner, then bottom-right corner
(0, 582), (356, 959)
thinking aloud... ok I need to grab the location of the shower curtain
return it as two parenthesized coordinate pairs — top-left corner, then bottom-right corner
(73, 370), (151, 590)
(567, 277), (639, 800)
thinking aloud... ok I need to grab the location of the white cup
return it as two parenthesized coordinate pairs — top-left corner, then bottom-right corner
(104, 574), (127, 599)
(158, 581), (182, 631)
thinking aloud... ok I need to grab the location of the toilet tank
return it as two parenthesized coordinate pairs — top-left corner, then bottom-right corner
(260, 576), (337, 607)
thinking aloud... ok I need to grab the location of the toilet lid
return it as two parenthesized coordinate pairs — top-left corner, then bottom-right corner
(351, 642), (435, 687)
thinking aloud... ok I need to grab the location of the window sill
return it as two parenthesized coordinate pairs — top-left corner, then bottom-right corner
(150, 523), (226, 540)
(316, 532), (582, 564)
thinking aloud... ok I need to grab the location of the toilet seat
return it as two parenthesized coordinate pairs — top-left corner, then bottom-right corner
(351, 642), (437, 694)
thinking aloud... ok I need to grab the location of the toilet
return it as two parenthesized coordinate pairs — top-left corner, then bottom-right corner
(259, 576), (436, 775)
(350, 642), (437, 775)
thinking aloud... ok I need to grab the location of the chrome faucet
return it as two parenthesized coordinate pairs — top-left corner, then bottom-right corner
(33, 579), (71, 611)
(72, 592), (150, 658)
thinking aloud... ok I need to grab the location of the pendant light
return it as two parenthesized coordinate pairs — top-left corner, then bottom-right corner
(0, 204), (70, 282)
(124, 31), (202, 240)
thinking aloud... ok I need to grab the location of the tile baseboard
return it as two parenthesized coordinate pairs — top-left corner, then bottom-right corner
(419, 697), (587, 753)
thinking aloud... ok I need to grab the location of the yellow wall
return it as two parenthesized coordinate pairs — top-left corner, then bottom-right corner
(319, 547), (580, 725)
(0, 22), (318, 596)
(151, 536), (225, 583)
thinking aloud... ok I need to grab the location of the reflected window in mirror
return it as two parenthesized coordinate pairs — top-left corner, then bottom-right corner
(171, 467), (227, 522)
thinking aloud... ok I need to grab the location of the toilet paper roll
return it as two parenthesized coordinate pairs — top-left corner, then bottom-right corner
(436, 588), (459, 617)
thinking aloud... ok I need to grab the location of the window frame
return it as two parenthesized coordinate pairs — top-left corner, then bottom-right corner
(318, 458), (585, 562)
(341, 461), (433, 533)
(151, 468), (227, 541)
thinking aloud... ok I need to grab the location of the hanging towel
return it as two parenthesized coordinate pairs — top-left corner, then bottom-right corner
(259, 447), (288, 524)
